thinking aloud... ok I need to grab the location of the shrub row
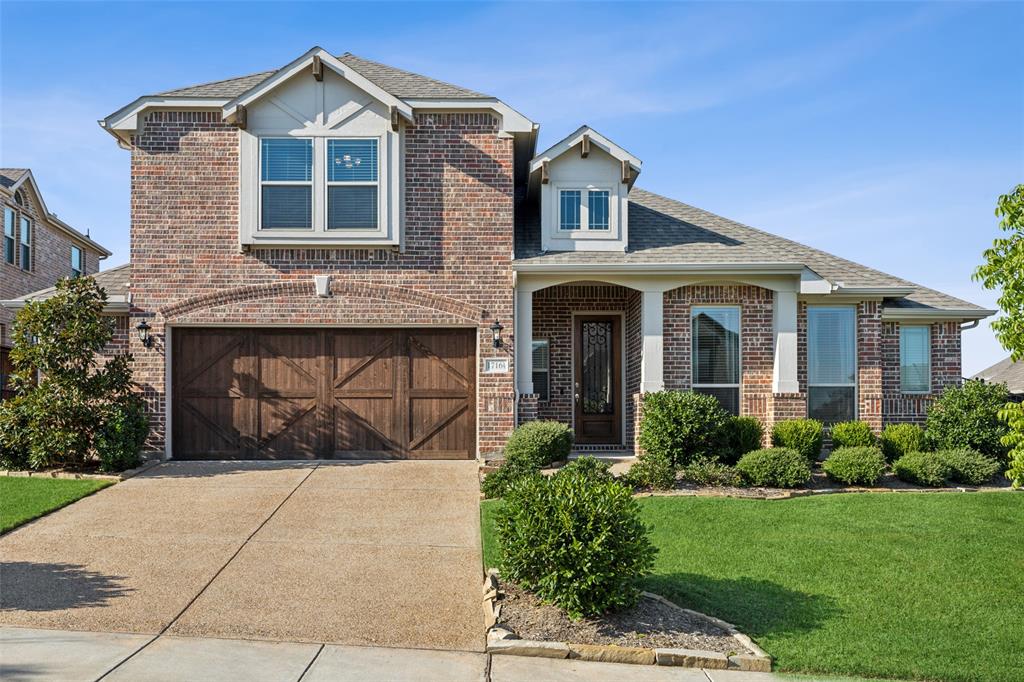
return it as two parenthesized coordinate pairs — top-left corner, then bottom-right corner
(893, 449), (1001, 487)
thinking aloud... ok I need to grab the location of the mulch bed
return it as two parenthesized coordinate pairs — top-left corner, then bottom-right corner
(495, 581), (751, 653)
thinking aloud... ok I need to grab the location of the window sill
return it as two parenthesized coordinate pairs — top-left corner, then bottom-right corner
(242, 233), (399, 249)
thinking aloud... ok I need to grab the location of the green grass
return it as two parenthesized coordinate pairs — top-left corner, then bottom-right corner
(481, 492), (1024, 682)
(1, 476), (112, 533)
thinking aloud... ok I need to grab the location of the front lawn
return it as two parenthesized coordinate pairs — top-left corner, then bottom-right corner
(0, 476), (112, 533)
(481, 492), (1024, 682)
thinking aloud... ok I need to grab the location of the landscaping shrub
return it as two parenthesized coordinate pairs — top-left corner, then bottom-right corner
(771, 419), (824, 463)
(679, 458), (742, 487)
(0, 395), (30, 470)
(735, 448), (811, 488)
(892, 451), (953, 487)
(721, 416), (764, 464)
(496, 468), (657, 619)
(95, 396), (149, 472)
(481, 451), (541, 500)
(822, 446), (886, 485)
(555, 456), (613, 483)
(936, 448), (1001, 486)
(925, 380), (1011, 462)
(503, 420), (574, 468)
(622, 450), (676, 490)
(830, 421), (876, 449)
(638, 391), (729, 467)
(880, 423), (926, 462)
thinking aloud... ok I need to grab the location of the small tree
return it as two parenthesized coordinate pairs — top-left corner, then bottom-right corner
(974, 184), (1024, 487)
(0, 277), (143, 470)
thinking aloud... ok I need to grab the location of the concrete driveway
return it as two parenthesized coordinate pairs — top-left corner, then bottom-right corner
(0, 460), (484, 652)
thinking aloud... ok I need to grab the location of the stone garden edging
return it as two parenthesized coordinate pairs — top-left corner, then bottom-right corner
(482, 571), (772, 672)
(0, 458), (161, 482)
(636, 483), (1016, 501)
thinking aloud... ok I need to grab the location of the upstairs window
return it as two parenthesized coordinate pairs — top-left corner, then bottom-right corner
(327, 139), (378, 230)
(559, 188), (611, 232)
(808, 306), (856, 424)
(71, 245), (84, 278)
(260, 138), (313, 229)
(19, 216), (31, 271)
(900, 325), (930, 393)
(3, 207), (13, 265)
(532, 339), (550, 402)
(692, 306), (741, 415)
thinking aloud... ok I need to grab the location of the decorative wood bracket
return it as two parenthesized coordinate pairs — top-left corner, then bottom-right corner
(233, 104), (247, 130)
(390, 106), (400, 132)
(541, 160), (550, 184)
(312, 55), (323, 81)
(580, 134), (590, 158)
(621, 159), (631, 184)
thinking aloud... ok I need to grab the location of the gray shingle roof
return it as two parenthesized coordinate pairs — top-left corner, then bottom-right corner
(515, 187), (987, 314)
(973, 356), (1024, 395)
(159, 53), (487, 99)
(10, 264), (130, 304)
(0, 168), (28, 189)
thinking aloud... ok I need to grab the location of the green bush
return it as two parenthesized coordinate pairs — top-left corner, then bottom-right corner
(638, 391), (730, 467)
(830, 421), (876, 449)
(503, 420), (574, 468)
(496, 469), (657, 619)
(481, 452), (540, 500)
(556, 456), (613, 483)
(679, 458), (742, 487)
(95, 396), (149, 472)
(880, 423), (926, 462)
(0, 395), (30, 470)
(822, 446), (886, 485)
(925, 380), (1011, 462)
(892, 451), (953, 487)
(721, 416), (764, 465)
(936, 448), (1001, 486)
(736, 448), (811, 488)
(623, 450), (676, 490)
(771, 419), (824, 463)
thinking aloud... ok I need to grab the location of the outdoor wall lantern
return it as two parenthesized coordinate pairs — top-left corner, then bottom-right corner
(491, 319), (504, 348)
(136, 320), (154, 348)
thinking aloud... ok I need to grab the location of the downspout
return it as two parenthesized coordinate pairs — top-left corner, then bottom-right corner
(960, 320), (981, 331)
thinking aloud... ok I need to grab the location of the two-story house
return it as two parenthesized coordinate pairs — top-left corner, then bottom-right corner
(0, 169), (112, 397)
(93, 47), (993, 460)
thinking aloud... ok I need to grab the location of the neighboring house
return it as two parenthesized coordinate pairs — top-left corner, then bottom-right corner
(973, 356), (1024, 400)
(0, 169), (112, 398)
(84, 46), (992, 460)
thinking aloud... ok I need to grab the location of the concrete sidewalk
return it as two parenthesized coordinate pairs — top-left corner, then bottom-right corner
(0, 460), (484, 651)
(0, 626), (782, 682)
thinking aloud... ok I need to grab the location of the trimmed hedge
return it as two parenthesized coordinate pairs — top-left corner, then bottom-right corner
(556, 456), (614, 483)
(679, 458), (742, 487)
(504, 420), (574, 467)
(771, 419), (824, 463)
(736, 448), (811, 488)
(822, 446), (886, 485)
(496, 469), (657, 619)
(721, 416), (764, 464)
(892, 451), (953, 487)
(638, 391), (730, 467)
(937, 448), (1001, 486)
(481, 453), (540, 499)
(830, 421), (876, 449)
(880, 423), (925, 462)
(925, 380), (1011, 462)
(623, 450), (676, 491)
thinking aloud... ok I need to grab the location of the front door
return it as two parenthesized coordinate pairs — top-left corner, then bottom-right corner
(574, 315), (621, 445)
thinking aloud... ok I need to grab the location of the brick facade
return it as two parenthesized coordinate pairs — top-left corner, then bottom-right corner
(128, 111), (515, 456)
(881, 320), (962, 424)
(1, 183), (101, 348)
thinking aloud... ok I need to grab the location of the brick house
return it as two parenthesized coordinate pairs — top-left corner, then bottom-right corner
(0, 169), (112, 398)
(80, 47), (992, 460)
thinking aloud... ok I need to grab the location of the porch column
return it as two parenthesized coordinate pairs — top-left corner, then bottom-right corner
(515, 287), (534, 395)
(773, 289), (800, 394)
(640, 289), (665, 393)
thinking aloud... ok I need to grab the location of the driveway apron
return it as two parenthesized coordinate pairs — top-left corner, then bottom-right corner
(0, 460), (484, 652)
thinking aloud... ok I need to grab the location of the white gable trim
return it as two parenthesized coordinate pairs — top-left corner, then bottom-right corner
(1, 170), (111, 257)
(404, 98), (536, 135)
(222, 47), (413, 123)
(530, 125), (642, 175)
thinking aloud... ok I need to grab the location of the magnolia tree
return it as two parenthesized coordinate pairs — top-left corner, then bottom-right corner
(974, 183), (1024, 487)
(0, 277), (148, 471)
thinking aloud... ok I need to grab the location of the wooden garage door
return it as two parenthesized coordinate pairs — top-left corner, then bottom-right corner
(172, 328), (476, 460)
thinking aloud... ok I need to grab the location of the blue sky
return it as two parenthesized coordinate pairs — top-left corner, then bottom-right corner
(2, 1), (1022, 374)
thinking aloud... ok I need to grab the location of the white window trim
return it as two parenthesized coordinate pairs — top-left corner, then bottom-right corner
(900, 324), (931, 394)
(71, 245), (83, 278)
(691, 305), (742, 413)
(324, 137), (380, 232)
(19, 216), (31, 272)
(258, 137), (315, 232)
(807, 305), (858, 422)
(3, 206), (14, 266)
(557, 186), (614, 233)
(532, 338), (550, 403)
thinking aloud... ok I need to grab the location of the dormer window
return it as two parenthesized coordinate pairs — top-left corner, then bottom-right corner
(559, 188), (611, 232)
